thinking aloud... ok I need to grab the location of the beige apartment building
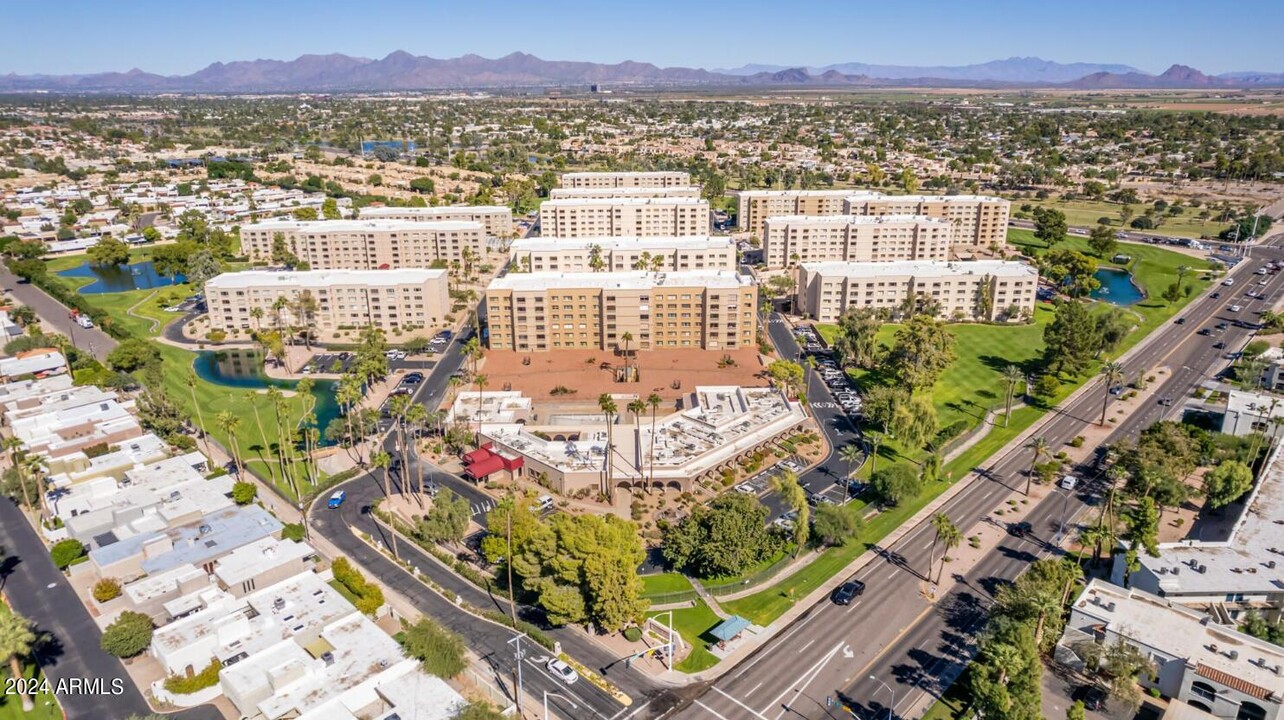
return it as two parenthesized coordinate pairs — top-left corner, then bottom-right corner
(737, 190), (1011, 249)
(240, 219), (485, 269)
(549, 186), (704, 200)
(761, 214), (952, 268)
(357, 205), (514, 237)
(486, 270), (758, 352)
(843, 192), (1010, 249)
(560, 171), (692, 189)
(737, 190), (854, 237)
(508, 236), (737, 272)
(205, 269), (450, 334)
(797, 260), (1038, 323)
(539, 198), (710, 238)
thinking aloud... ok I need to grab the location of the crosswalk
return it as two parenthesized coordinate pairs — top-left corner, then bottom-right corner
(470, 499), (495, 517)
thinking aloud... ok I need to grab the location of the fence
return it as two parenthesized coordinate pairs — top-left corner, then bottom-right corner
(705, 551), (797, 597)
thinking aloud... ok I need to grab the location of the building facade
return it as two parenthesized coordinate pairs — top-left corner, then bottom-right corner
(560, 171), (691, 189)
(357, 205), (513, 237)
(761, 214), (952, 268)
(205, 269), (450, 335)
(239, 219), (485, 268)
(508, 236), (737, 273)
(549, 186), (703, 200)
(736, 190), (854, 237)
(485, 270), (758, 352)
(796, 260), (1038, 323)
(538, 198), (710, 237)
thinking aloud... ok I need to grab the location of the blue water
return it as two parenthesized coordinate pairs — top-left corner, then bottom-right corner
(58, 261), (185, 294)
(194, 349), (341, 446)
(1090, 267), (1144, 306)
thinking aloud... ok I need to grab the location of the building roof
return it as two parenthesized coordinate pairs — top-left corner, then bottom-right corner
(509, 236), (734, 252)
(360, 205), (510, 216)
(214, 536), (314, 587)
(562, 171), (688, 179)
(244, 219), (483, 233)
(763, 214), (950, 227)
(844, 192), (1006, 204)
(800, 260), (1038, 280)
(206, 268), (446, 290)
(539, 197), (709, 208)
(0, 374), (74, 405)
(550, 186), (703, 198)
(0, 349), (66, 378)
(89, 504), (282, 574)
(710, 615), (752, 641)
(736, 189), (860, 198)
(488, 269), (753, 292)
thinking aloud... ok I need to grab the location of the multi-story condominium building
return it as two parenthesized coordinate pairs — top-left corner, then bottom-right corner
(761, 214), (952, 268)
(737, 190), (854, 237)
(539, 198), (710, 238)
(485, 270), (758, 352)
(737, 190), (1011, 249)
(842, 192), (1010, 249)
(549, 186), (703, 200)
(796, 260), (1038, 323)
(357, 204), (513, 237)
(560, 171), (691, 189)
(508, 236), (737, 272)
(239, 220), (485, 269)
(205, 269), (450, 334)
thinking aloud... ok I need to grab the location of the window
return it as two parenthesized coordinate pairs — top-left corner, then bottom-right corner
(1190, 681), (1217, 702)
(1238, 702), (1267, 720)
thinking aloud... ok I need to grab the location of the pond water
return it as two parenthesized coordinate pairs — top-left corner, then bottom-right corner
(1090, 267), (1144, 306)
(193, 348), (341, 445)
(58, 261), (185, 294)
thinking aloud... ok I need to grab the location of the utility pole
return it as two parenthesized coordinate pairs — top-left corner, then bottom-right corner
(507, 633), (527, 719)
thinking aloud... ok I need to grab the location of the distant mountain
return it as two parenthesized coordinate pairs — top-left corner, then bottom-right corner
(717, 57), (1143, 83)
(0, 52), (1281, 93)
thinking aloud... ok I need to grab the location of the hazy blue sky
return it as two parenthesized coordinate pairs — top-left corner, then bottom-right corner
(9, 0), (1282, 75)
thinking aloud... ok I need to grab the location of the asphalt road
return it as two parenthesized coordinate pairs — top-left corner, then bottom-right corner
(0, 264), (117, 362)
(671, 237), (1284, 720)
(0, 499), (222, 720)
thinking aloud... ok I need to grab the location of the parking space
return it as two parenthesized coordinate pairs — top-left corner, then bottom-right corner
(303, 351), (356, 375)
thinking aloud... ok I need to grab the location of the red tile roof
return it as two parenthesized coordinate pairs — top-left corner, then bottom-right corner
(1195, 663), (1272, 700)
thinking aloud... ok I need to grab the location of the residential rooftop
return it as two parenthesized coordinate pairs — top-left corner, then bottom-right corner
(799, 259), (1038, 279)
(243, 219), (484, 233)
(488, 269), (753, 292)
(508, 235), (734, 252)
(205, 268), (447, 290)
(214, 536), (315, 588)
(539, 197), (709, 207)
(764, 214), (950, 227)
(89, 504), (282, 575)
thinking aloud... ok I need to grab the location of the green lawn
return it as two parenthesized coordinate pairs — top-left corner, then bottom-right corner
(919, 672), (974, 720)
(0, 662), (61, 720)
(647, 600), (722, 674)
(729, 235), (1210, 627)
(640, 573), (694, 597)
(1009, 196), (1217, 239)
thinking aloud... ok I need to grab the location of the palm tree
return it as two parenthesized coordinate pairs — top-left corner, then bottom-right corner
(404, 402), (429, 502)
(0, 607), (37, 711)
(1099, 361), (1125, 425)
(334, 378), (362, 463)
(249, 306), (264, 333)
(473, 374), (488, 445)
(865, 430), (884, 476)
(936, 519), (961, 583)
(387, 394), (412, 493)
(216, 410), (244, 479)
(1002, 365), (1023, 427)
(627, 399), (646, 475)
(462, 337), (481, 377)
(838, 442), (862, 503)
(247, 391), (274, 481)
(20, 454), (49, 523)
(270, 296), (289, 337)
(1078, 524), (1112, 568)
(185, 370), (210, 456)
(598, 394), (618, 498)
(929, 513), (954, 582)
(646, 392), (663, 493)
(619, 331), (634, 382)
(4, 438), (33, 513)
(370, 450), (397, 559)
(1025, 435), (1049, 496)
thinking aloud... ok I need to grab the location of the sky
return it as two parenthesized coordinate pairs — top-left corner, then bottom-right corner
(8, 0), (1283, 76)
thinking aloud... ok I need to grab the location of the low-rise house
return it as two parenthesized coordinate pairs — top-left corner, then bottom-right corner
(9, 394), (144, 459)
(89, 505), (282, 583)
(44, 432), (172, 490)
(0, 349), (67, 381)
(1220, 391), (1284, 440)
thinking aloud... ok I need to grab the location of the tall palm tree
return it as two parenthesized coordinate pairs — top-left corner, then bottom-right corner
(4, 439), (33, 513)
(936, 518), (961, 583)
(334, 378), (362, 464)
(247, 391), (274, 481)
(1002, 364), (1023, 427)
(404, 402), (429, 502)
(627, 399), (646, 475)
(620, 331), (634, 382)
(929, 512), (953, 582)
(462, 337), (483, 378)
(271, 296), (289, 338)
(1025, 435), (1049, 496)
(370, 450), (397, 559)
(1099, 361), (1125, 425)
(838, 442), (862, 503)
(0, 607), (37, 711)
(473, 374), (488, 445)
(646, 392), (663, 493)
(598, 394), (618, 498)
(19, 454), (48, 524)
(185, 370), (209, 456)
(865, 430), (884, 476)
(216, 410), (243, 478)
(249, 306), (264, 333)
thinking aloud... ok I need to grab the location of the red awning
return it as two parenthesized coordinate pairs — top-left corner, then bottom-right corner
(461, 447), (491, 465)
(465, 456), (505, 479)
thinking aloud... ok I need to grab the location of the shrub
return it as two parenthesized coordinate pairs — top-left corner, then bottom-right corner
(281, 523), (306, 542)
(1033, 374), (1061, 399)
(82, 442), (111, 458)
(332, 557), (384, 615)
(50, 538), (86, 569)
(231, 481), (257, 505)
(92, 578), (122, 603)
(623, 626), (643, 642)
(1070, 436), (1085, 448)
(401, 617), (467, 678)
(101, 611), (153, 658)
(205, 330), (227, 343)
(163, 658), (221, 694)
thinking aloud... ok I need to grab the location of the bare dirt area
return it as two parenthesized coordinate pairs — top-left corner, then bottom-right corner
(477, 347), (770, 404)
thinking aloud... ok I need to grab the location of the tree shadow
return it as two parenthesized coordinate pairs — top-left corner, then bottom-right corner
(31, 627), (65, 669)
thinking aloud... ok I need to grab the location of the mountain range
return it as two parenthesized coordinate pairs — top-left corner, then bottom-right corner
(2, 52), (1282, 93)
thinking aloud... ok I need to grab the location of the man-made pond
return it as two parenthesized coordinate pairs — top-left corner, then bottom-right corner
(194, 349), (341, 445)
(58, 261), (184, 294)
(1090, 267), (1144, 306)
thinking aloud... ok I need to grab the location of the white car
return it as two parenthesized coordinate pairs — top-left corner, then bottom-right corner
(75, 315), (94, 328)
(734, 483), (757, 495)
(1229, 305), (1242, 312)
(1223, 278), (1235, 286)
(547, 658), (579, 685)
(1060, 475), (1079, 491)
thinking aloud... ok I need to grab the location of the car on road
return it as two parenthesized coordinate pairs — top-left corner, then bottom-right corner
(1174, 317), (1186, 325)
(1007, 521), (1033, 538)
(327, 490), (346, 509)
(75, 315), (94, 328)
(1214, 341), (1227, 349)
(1159, 397), (1175, 406)
(1216, 322), (1230, 330)
(1223, 278), (1235, 286)
(546, 658), (579, 685)
(1212, 292), (1222, 299)
(1059, 475), (1079, 491)
(831, 580), (866, 605)
(1229, 304), (1243, 312)
(1197, 328), (1212, 336)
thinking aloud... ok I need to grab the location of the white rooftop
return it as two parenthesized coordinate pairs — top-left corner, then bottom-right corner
(0, 350), (67, 379)
(801, 259), (1037, 279)
(539, 197), (709, 207)
(488, 269), (753, 292)
(206, 268), (446, 290)
(0, 374), (74, 405)
(764, 214), (951, 227)
(739, 189), (873, 198)
(244, 219), (483, 233)
(510, 235), (734, 251)
(296, 661), (465, 720)
(562, 171), (689, 179)
(214, 536), (314, 587)
(845, 192), (1006, 203)
(360, 204), (509, 215)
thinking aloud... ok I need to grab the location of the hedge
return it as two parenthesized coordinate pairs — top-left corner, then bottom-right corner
(163, 658), (221, 694)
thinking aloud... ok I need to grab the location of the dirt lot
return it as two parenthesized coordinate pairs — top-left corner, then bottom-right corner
(477, 347), (770, 403)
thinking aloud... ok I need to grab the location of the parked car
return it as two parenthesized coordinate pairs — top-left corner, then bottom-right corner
(327, 490), (347, 509)
(546, 658), (579, 685)
(734, 483), (757, 495)
(1072, 684), (1107, 711)
(75, 315), (94, 329)
(402, 372), (425, 384)
(831, 580), (866, 605)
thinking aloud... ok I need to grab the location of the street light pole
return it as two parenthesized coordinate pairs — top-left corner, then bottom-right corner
(507, 633), (527, 719)
(870, 675), (895, 720)
(543, 690), (577, 720)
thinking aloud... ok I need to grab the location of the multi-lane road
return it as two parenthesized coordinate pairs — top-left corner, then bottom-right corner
(672, 236), (1284, 720)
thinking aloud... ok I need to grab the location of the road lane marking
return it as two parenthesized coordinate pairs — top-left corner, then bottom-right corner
(758, 641), (842, 718)
(745, 681), (764, 697)
(798, 639), (815, 654)
(693, 699), (733, 720)
(714, 687), (772, 720)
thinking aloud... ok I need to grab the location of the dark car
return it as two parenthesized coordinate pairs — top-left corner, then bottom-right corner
(1213, 341), (1227, 349)
(1008, 521), (1033, 538)
(1216, 322), (1230, 330)
(1197, 328), (1212, 336)
(402, 372), (425, 384)
(1174, 317), (1186, 325)
(1158, 397), (1174, 406)
(831, 580), (866, 605)
(1072, 684), (1108, 711)
(1212, 292), (1222, 299)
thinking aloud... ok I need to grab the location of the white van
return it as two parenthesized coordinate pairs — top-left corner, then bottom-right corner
(537, 495), (555, 511)
(75, 315), (94, 329)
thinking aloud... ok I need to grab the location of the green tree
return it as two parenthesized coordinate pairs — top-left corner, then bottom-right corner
(292, 207), (318, 221)
(418, 488), (471, 544)
(1088, 224), (1117, 258)
(891, 393), (938, 450)
(409, 177), (436, 194)
(767, 360), (805, 398)
(1099, 361), (1125, 425)
(231, 480), (257, 505)
(887, 315), (956, 391)
(1002, 364), (1024, 427)
(50, 538), (86, 568)
(1203, 459), (1254, 509)
(1033, 205), (1068, 246)
(930, 513), (960, 583)
(771, 470), (810, 552)
(1043, 300), (1100, 376)
(101, 611), (153, 658)
(870, 463), (922, 506)
(401, 617), (467, 678)
(832, 307), (883, 369)
(661, 492), (778, 578)
(812, 503), (863, 546)
(106, 338), (162, 373)
(0, 607), (36, 711)
(87, 236), (130, 267)
(184, 249), (222, 288)
(900, 167), (920, 193)
(452, 701), (508, 720)
(321, 197), (340, 220)
(1038, 248), (1100, 298)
